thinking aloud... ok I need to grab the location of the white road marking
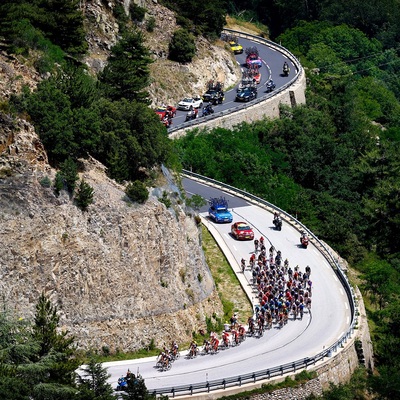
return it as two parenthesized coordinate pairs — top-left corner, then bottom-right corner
(224, 233), (230, 239)
(344, 302), (348, 310)
(233, 245), (237, 252)
(338, 331), (344, 339)
(312, 249), (319, 256)
(334, 275), (338, 281)
(347, 317), (350, 324)
(340, 288), (344, 296)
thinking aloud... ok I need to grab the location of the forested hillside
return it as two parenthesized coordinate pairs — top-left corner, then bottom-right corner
(176, 3), (400, 399)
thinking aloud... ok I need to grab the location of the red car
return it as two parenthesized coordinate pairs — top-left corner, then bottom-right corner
(231, 222), (255, 240)
(155, 105), (177, 120)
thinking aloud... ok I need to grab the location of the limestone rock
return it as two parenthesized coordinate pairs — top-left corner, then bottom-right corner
(0, 120), (223, 351)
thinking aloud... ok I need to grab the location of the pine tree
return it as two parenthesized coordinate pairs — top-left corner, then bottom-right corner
(32, 292), (79, 385)
(99, 30), (153, 103)
(77, 358), (116, 400)
(121, 374), (154, 400)
(59, 157), (79, 193)
(75, 179), (94, 211)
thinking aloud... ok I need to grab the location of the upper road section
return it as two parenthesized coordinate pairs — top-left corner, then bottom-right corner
(169, 29), (306, 137)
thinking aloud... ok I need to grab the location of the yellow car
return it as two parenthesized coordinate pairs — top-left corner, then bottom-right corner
(229, 41), (243, 54)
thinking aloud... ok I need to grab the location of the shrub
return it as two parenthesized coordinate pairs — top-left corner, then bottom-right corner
(125, 180), (149, 203)
(75, 179), (94, 211)
(169, 28), (196, 63)
(39, 176), (51, 188)
(53, 171), (64, 196)
(59, 158), (79, 193)
(146, 16), (156, 32)
(130, 3), (146, 22)
(159, 191), (172, 208)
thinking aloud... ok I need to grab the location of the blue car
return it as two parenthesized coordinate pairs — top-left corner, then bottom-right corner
(208, 197), (233, 223)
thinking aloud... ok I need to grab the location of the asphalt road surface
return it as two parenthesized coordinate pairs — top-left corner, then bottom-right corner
(169, 36), (295, 129)
(104, 178), (352, 392)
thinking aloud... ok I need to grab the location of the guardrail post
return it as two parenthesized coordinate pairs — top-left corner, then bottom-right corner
(304, 358), (308, 367)
(293, 362), (296, 372)
(267, 370), (270, 379)
(172, 388), (175, 398)
(190, 385), (193, 395)
(280, 366), (283, 376)
(238, 376), (242, 387)
(223, 379), (226, 390)
(207, 382), (210, 393)
(252, 373), (256, 383)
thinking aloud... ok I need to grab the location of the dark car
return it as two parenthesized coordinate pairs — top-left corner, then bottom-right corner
(203, 89), (224, 105)
(235, 87), (257, 102)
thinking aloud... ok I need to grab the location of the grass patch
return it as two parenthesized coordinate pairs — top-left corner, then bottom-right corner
(201, 225), (253, 325)
(225, 15), (269, 37)
(84, 345), (162, 363)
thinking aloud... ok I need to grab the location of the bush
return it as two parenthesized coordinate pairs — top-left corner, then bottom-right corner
(75, 179), (94, 211)
(130, 3), (146, 22)
(169, 28), (196, 63)
(146, 16), (156, 32)
(39, 176), (51, 188)
(125, 181), (149, 203)
(53, 172), (64, 196)
(159, 191), (171, 208)
(59, 158), (79, 193)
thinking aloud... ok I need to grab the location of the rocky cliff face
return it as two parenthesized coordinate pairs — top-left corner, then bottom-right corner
(0, 0), (233, 351)
(0, 119), (223, 351)
(82, 0), (241, 105)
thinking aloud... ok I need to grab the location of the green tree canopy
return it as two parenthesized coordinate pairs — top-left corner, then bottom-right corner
(0, 0), (87, 55)
(77, 358), (116, 400)
(169, 28), (196, 63)
(99, 30), (153, 103)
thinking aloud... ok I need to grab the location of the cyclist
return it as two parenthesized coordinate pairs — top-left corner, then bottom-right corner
(241, 258), (246, 272)
(254, 238), (259, 253)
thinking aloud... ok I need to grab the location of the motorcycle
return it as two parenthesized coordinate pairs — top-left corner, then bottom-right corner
(185, 108), (198, 121)
(273, 216), (282, 231)
(162, 116), (172, 128)
(282, 62), (290, 77)
(202, 104), (214, 117)
(265, 79), (276, 93)
(300, 231), (309, 248)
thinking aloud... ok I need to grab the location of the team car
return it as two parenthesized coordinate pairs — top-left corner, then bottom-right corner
(231, 222), (255, 240)
(229, 41), (243, 54)
(203, 89), (224, 104)
(177, 96), (203, 111)
(155, 105), (176, 120)
(245, 47), (262, 68)
(208, 197), (233, 223)
(235, 86), (257, 102)
(203, 81), (224, 105)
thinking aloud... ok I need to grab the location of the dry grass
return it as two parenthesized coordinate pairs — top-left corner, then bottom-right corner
(225, 15), (269, 38)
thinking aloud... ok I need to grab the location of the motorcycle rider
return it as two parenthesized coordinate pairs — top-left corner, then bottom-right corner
(283, 61), (290, 76)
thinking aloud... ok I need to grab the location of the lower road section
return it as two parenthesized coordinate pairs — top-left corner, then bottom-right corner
(104, 178), (352, 393)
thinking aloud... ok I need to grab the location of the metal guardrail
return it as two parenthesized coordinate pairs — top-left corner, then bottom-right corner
(149, 170), (357, 397)
(168, 29), (303, 134)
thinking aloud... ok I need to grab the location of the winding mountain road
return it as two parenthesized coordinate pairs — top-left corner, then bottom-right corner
(169, 35), (296, 129)
(104, 178), (351, 394)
